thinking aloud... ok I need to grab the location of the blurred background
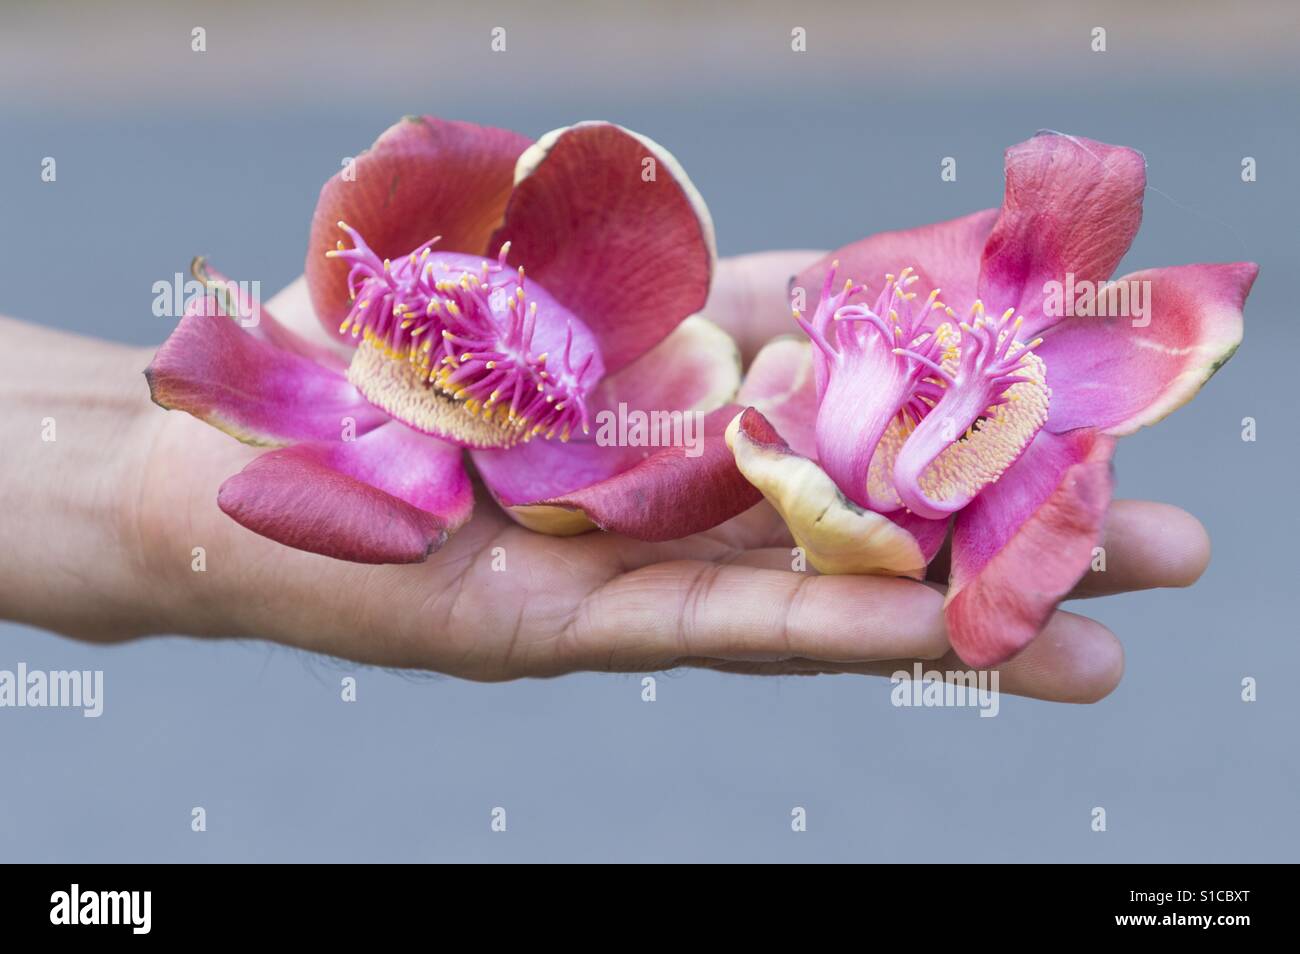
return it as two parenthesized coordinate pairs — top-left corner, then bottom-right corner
(1, 0), (1297, 861)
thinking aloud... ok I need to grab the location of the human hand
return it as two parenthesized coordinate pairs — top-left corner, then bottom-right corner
(0, 253), (1211, 701)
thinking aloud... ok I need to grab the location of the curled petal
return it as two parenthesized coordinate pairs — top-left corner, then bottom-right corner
(726, 408), (928, 578)
(1039, 262), (1256, 435)
(146, 298), (388, 446)
(472, 405), (759, 541)
(491, 121), (716, 374)
(979, 131), (1147, 336)
(945, 428), (1116, 668)
(893, 340), (1051, 519)
(218, 422), (472, 564)
(306, 115), (532, 338)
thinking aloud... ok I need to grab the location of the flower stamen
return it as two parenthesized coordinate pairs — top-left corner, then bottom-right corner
(891, 304), (1051, 518)
(330, 223), (600, 447)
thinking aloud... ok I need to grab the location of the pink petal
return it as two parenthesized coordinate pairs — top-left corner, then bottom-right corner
(306, 116), (533, 340)
(735, 337), (818, 458)
(590, 315), (740, 427)
(979, 132), (1147, 335)
(218, 422), (473, 564)
(945, 429), (1116, 668)
(146, 300), (388, 446)
(1040, 262), (1256, 435)
(794, 208), (998, 328)
(490, 122), (715, 374)
(192, 259), (347, 371)
(471, 405), (760, 541)
(471, 433), (639, 507)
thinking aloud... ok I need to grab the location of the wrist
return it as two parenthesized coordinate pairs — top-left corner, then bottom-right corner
(0, 319), (163, 639)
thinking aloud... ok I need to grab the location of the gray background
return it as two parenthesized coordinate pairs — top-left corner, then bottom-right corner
(1, 0), (1296, 861)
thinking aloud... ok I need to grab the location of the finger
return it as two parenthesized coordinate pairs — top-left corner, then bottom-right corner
(563, 562), (949, 672)
(716, 608), (1122, 703)
(926, 499), (1212, 599)
(598, 502), (795, 571)
(721, 547), (807, 571)
(1068, 500), (1210, 597)
(701, 250), (825, 363)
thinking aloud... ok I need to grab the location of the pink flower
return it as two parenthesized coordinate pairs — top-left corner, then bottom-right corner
(147, 116), (755, 563)
(728, 131), (1257, 667)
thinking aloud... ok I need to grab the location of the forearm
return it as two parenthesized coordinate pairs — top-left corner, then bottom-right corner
(0, 317), (160, 639)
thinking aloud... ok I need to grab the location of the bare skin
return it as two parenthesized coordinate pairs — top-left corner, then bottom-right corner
(0, 253), (1211, 701)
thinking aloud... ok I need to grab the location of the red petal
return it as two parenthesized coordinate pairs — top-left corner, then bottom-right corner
(218, 422), (472, 564)
(946, 429), (1116, 667)
(490, 122), (715, 374)
(979, 132), (1146, 336)
(306, 115), (532, 339)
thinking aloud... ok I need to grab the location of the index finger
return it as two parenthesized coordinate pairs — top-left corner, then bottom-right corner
(701, 250), (824, 363)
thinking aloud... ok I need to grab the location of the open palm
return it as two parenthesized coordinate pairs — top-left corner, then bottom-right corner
(116, 252), (1212, 703)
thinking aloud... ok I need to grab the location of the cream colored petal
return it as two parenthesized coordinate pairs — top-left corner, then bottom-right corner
(726, 411), (926, 578)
